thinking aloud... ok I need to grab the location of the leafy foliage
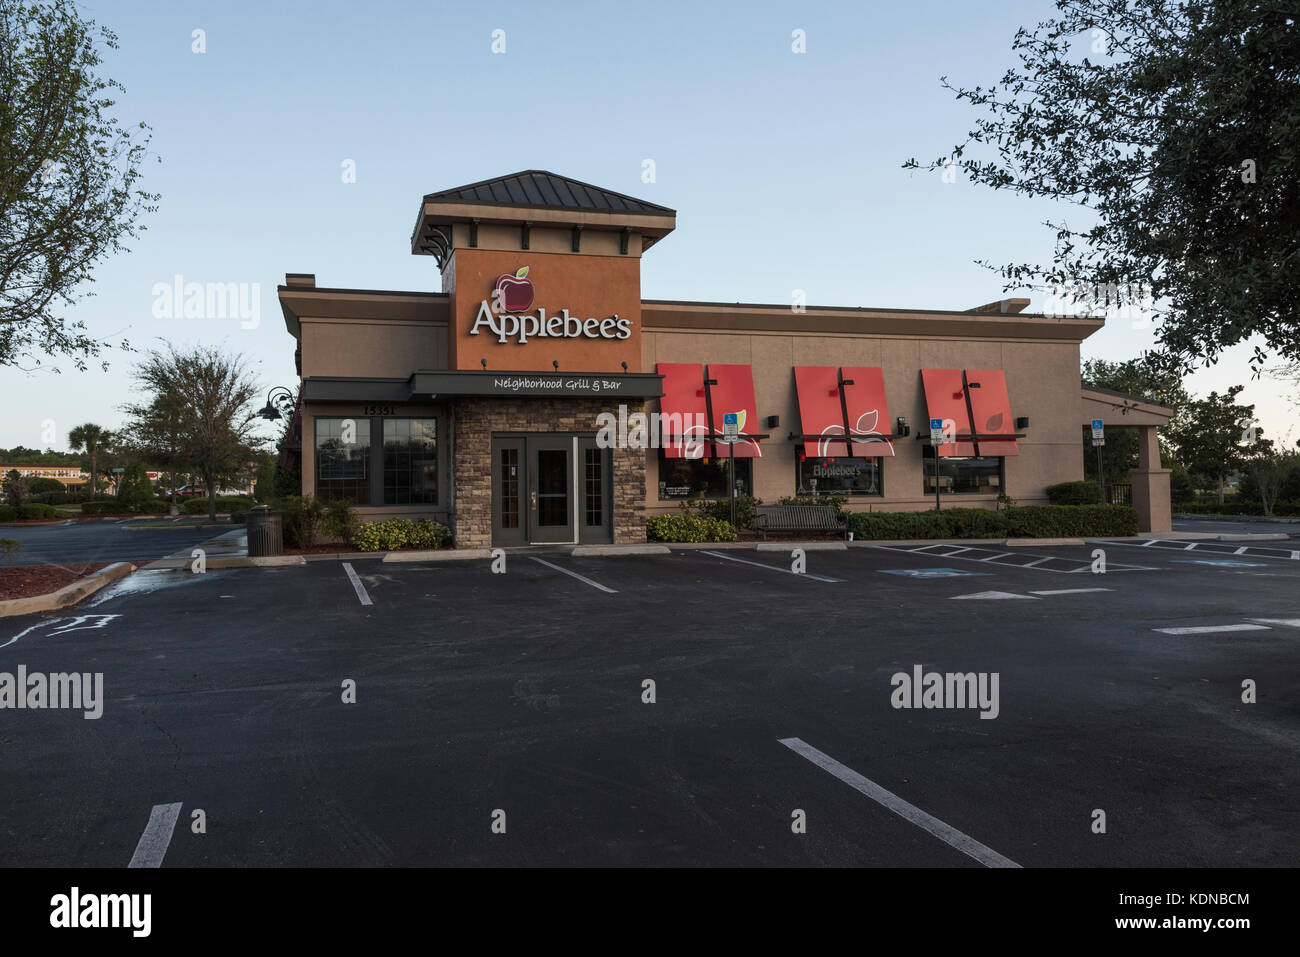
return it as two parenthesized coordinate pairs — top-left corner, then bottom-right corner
(646, 513), (737, 542)
(354, 519), (450, 552)
(907, 0), (1300, 374)
(0, 0), (159, 370)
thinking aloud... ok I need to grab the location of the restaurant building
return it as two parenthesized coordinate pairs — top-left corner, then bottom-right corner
(276, 170), (1172, 547)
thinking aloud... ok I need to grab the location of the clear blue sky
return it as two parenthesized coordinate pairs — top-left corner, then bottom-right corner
(2, 0), (1292, 450)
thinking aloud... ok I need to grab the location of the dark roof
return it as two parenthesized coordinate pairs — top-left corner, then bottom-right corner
(422, 170), (675, 215)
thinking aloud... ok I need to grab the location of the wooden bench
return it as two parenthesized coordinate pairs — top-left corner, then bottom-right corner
(753, 505), (847, 540)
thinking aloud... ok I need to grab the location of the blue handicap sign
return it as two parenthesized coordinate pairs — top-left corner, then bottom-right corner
(1091, 418), (1104, 431)
(929, 418), (943, 431)
(723, 413), (738, 425)
(879, 568), (993, 578)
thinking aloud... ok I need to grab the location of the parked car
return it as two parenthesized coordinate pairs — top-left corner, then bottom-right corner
(167, 485), (207, 498)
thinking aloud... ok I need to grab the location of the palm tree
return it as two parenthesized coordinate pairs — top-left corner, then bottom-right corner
(68, 423), (113, 498)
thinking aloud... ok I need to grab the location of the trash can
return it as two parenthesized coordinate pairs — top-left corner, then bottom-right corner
(246, 505), (283, 557)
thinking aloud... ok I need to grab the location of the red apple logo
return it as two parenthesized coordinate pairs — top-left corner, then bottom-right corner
(494, 266), (535, 313)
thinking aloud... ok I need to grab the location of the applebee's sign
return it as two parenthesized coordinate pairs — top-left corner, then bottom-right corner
(470, 266), (632, 344)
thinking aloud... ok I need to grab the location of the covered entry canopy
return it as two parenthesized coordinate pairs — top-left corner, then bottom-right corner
(1080, 386), (1175, 533)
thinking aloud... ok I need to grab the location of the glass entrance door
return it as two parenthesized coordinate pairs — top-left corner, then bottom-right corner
(528, 437), (573, 544)
(490, 434), (610, 546)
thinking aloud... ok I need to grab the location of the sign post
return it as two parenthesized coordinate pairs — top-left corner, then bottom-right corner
(929, 417), (944, 511)
(722, 413), (739, 528)
(1091, 418), (1105, 498)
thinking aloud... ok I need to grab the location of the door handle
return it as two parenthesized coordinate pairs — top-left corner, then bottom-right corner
(530, 489), (537, 508)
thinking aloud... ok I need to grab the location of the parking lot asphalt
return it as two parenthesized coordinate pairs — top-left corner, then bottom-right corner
(0, 520), (221, 566)
(1, 538), (1296, 867)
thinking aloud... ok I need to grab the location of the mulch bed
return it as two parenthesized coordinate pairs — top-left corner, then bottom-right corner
(0, 563), (110, 601)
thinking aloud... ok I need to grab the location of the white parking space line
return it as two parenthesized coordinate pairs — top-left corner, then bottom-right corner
(1029, 588), (1112, 595)
(1022, 558), (1051, 567)
(342, 563), (373, 606)
(530, 556), (617, 594)
(127, 802), (183, 868)
(977, 552), (1014, 562)
(1154, 624), (1271, 635)
(701, 550), (844, 582)
(779, 738), (1020, 869)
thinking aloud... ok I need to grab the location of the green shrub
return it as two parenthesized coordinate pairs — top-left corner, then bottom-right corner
(0, 505), (16, 522)
(354, 518), (450, 552)
(0, 537), (20, 564)
(1006, 504), (1138, 537)
(778, 494), (850, 519)
(18, 503), (57, 520)
(30, 490), (88, 506)
(136, 500), (170, 514)
(685, 495), (762, 530)
(80, 501), (120, 515)
(181, 496), (254, 515)
(281, 495), (326, 548)
(1045, 480), (1103, 505)
(116, 464), (155, 510)
(25, 477), (65, 495)
(647, 513), (737, 542)
(324, 500), (360, 545)
(230, 511), (247, 524)
(845, 504), (1138, 540)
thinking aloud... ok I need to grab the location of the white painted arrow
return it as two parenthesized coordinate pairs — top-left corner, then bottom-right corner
(1245, 618), (1300, 628)
(949, 591), (1038, 600)
(1029, 588), (1113, 596)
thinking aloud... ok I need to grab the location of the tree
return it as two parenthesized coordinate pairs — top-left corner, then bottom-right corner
(0, 0), (159, 371)
(67, 422), (111, 497)
(3, 468), (28, 505)
(1165, 386), (1269, 503)
(130, 345), (264, 520)
(1245, 450), (1300, 516)
(906, 0), (1300, 376)
(121, 389), (189, 513)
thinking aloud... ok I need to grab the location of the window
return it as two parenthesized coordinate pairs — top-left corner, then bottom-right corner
(657, 451), (753, 499)
(584, 447), (603, 526)
(384, 418), (437, 505)
(315, 417), (371, 503)
(921, 449), (1003, 493)
(796, 456), (883, 496)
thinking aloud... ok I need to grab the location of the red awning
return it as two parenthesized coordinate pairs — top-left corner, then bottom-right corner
(841, 366), (896, 457)
(794, 366), (846, 456)
(656, 363), (709, 459)
(920, 369), (976, 456)
(964, 369), (1018, 456)
(706, 363), (761, 458)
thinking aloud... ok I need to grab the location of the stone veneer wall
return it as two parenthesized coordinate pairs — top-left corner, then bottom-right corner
(452, 397), (647, 547)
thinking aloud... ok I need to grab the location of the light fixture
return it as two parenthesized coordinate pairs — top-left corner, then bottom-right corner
(895, 416), (910, 437)
(621, 361), (628, 372)
(1015, 416), (1030, 429)
(258, 386), (295, 421)
(553, 360), (559, 371)
(481, 358), (487, 370)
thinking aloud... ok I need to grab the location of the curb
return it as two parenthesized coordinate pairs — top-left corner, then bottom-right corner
(571, 544), (671, 556)
(0, 562), (136, 618)
(1174, 513), (1300, 524)
(1004, 537), (1086, 547)
(382, 549), (493, 563)
(754, 541), (846, 551)
(142, 555), (306, 570)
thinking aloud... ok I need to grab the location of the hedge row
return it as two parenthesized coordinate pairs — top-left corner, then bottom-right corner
(80, 500), (170, 515)
(1044, 480), (1103, 506)
(647, 514), (737, 542)
(181, 497), (255, 515)
(0, 503), (60, 521)
(845, 504), (1138, 540)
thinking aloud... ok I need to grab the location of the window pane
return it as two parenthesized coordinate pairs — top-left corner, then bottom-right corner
(315, 417), (370, 504)
(796, 457), (882, 496)
(384, 418), (437, 505)
(921, 450), (1003, 493)
(585, 447), (603, 526)
(656, 453), (752, 499)
(500, 447), (519, 529)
